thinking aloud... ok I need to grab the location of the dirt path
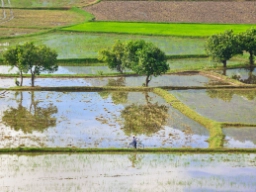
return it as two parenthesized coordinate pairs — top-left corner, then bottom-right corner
(84, 1), (256, 23)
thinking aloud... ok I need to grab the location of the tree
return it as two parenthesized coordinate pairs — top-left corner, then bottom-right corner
(4, 42), (58, 87)
(238, 28), (256, 66)
(205, 30), (241, 68)
(3, 45), (29, 86)
(98, 40), (126, 73)
(124, 40), (169, 86)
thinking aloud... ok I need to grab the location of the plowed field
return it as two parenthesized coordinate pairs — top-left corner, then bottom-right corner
(84, 1), (256, 23)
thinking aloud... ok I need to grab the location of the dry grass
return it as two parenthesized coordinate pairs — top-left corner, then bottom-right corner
(84, 1), (256, 23)
(0, 27), (43, 37)
(0, 9), (86, 28)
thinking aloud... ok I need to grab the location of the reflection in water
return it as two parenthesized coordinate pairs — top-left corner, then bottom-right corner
(121, 93), (169, 136)
(2, 91), (57, 133)
(206, 89), (256, 102)
(128, 153), (143, 168)
(227, 67), (256, 84)
(98, 77), (128, 104)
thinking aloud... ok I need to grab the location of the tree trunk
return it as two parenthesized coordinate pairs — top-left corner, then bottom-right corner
(222, 68), (226, 76)
(20, 71), (23, 86)
(222, 60), (227, 68)
(31, 73), (35, 87)
(249, 51), (254, 66)
(145, 75), (150, 87)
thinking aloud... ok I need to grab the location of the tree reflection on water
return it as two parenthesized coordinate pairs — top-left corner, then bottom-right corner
(2, 91), (57, 133)
(206, 89), (256, 102)
(230, 67), (256, 84)
(121, 93), (169, 136)
(98, 77), (128, 104)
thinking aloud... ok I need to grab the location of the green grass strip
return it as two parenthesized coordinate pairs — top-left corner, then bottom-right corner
(222, 123), (256, 128)
(1, 147), (256, 154)
(153, 88), (224, 148)
(62, 22), (256, 37)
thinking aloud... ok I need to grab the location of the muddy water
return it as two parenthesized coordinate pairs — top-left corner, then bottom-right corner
(0, 153), (256, 191)
(0, 91), (210, 148)
(0, 73), (226, 88)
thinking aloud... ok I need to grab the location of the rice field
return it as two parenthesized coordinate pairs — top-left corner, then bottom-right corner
(63, 22), (256, 37)
(0, 91), (210, 148)
(0, 153), (256, 191)
(3, 0), (95, 7)
(170, 89), (256, 124)
(0, 32), (206, 59)
(0, 73), (227, 88)
(0, 9), (86, 29)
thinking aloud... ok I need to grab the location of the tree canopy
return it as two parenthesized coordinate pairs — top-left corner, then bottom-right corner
(238, 28), (256, 66)
(4, 42), (58, 87)
(205, 30), (241, 68)
(99, 40), (169, 86)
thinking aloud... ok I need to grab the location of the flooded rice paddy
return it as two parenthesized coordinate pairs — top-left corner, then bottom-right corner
(0, 91), (210, 148)
(170, 89), (256, 124)
(0, 73), (227, 88)
(0, 153), (256, 192)
(216, 67), (256, 84)
(0, 90), (255, 148)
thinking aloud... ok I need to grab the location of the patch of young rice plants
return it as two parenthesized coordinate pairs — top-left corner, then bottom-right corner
(63, 22), (256, 37)
(0, 32), (206, 59)
(170, 89), (256, 124)
(1, 154), (256, 191)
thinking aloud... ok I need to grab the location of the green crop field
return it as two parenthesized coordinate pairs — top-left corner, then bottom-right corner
(63, 22), (256, 37)
(0, 32), (206, 59)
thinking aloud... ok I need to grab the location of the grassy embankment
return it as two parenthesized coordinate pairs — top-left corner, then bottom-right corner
(1, 147), (256, 154)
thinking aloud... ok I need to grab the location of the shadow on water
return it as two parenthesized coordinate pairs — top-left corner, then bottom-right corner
(1, 91), (57, 133)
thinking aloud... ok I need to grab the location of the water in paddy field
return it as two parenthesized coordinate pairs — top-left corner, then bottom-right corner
(0, 90), (255, 149)
(0, 73), (227, 88)
(170, 89), (256, 124)
(0, 153), (256, 191)
(0, 91), (211, 148)
(215, 67), (256, 84)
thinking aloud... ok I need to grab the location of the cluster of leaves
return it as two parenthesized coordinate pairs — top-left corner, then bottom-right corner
(206, 28), (256, 67)
(98, 40), (169, 86)
(3, 42), (58, 87)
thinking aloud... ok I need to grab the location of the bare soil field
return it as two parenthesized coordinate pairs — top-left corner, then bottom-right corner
(84, 1), (256, 23)
(0, 9), (85, 28)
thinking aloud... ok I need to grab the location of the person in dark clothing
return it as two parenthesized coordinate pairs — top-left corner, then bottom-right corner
(131, 135), (137, 149)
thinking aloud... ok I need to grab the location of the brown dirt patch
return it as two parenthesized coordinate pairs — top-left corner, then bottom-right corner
(0, 9), (86, 28)
(84, 1), (256, 23)
(0, 28), (43, 37)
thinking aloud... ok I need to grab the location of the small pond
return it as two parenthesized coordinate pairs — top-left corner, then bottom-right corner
(0, 91), (210, 148)
(170, 89), (256, 124)
(0, 153), (256, 191)
(0, 73), (227, 88)
(215, 67), (256, 84)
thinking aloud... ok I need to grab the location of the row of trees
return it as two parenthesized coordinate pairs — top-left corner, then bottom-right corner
(3, 42), (58, 87)
(98, 40), (169, 86)
(206, 28), (256, 68)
